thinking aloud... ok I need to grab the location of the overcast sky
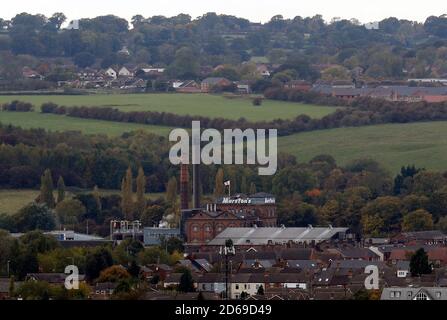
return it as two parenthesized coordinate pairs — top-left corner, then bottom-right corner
(1, 0), (446, 24)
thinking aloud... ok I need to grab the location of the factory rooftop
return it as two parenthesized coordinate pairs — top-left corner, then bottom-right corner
(207, 226), (349, 246)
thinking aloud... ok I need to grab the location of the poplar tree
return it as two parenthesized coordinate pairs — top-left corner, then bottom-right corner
(166, 177), (178, 204)
(93, 185), (102, 213)
(57, 176), (66, 203)
(136, 167), (147, 217)
(214, 168), (224, 197)
(121, 167), (134, 220)
(249, 182), (257, 195)
(40, 169), (55, 208)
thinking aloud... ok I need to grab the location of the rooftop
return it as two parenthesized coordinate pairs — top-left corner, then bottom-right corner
(207, 227), (348, 246)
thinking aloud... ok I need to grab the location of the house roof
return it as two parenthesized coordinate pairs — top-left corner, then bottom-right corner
(399, 230), (447, 240)
(286, 260), (319, 269)
(396, 261), (410, 270)
(26, 273), (85, 283)
(381, 287), (447, 300)
(164, 273), (199, 283)
(330, 260), (386, 270)
(336, 247), (379, 259)
(193, 259), (213, 272)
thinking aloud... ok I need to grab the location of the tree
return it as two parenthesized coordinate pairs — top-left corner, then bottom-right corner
(168, 47), (199, 79)
(140, 205), (165, 227)
(92, 185), (102, 213)
(9, 276), (15, 297)
(278, 197), (319, 227)
(85, 248), (114, 282)
(135, 167), (146, 217)
(257, 285), (264, 295)
(127, 260), (141, 278)
(436, 216), (447, 233)
(410, 248), (432, 277)
(97, 265), (131, 283)
(55, 199), (86, 227)
(47, 13), (67, 30)
(15, 203), (55, 232)
(74, 52), (96, 68)
(39, 169), (55, 208)
(56, 176), (66, 203)
(0, 230), (14, 275)
(166, 177), (178, 204)
(214, 168), (224, 197)
(402, 209), (433, 232)
(178, 269), (195, 292)
(16, 280), (51, 300)
(121, 167), (134, 220)
(249, 182), (257, 195)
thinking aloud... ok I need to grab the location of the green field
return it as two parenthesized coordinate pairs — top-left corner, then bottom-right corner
(278, 121), (447, 173)
(0, 93), (338, 121)
(0, 111), (174, 136)
(0, 189), (164, 214)
(0, 189), (40, 214)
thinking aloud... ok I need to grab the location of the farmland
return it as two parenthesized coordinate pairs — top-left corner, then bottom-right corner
(0, 111), (174, 136)
(2, 94), (447, 174)
(0, 93), (338, 121)
(278, 121), (447, 173)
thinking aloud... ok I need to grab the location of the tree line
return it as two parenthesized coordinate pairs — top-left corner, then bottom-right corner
(1, 13), (447, 82)
(37, 94), (447, 136)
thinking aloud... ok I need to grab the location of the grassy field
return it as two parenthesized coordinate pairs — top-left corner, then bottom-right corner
(0, 189), (164, 214)
(0, 190), (40, 214)
(0, 93), (338, 121)
(278, 121), (447, 173)
(0, 111), (174, 136)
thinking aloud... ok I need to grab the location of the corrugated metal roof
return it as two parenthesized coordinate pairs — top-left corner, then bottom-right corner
(208, 227), (348, 245)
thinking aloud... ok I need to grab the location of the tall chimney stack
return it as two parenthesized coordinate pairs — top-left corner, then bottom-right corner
(193, 164), (200, 208)
(180, 164), (189, 210)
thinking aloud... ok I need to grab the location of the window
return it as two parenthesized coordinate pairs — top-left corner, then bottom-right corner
(235, 284), (239, 290)
(202, 284), (206, 290)
(415, 292), (429, 300)
(436, 292), (441, 298)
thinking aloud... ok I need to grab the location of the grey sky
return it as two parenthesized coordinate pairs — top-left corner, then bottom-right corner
(1, 0), (446, 24)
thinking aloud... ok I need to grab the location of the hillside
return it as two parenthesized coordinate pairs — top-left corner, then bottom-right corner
(278, 121), (447, 173)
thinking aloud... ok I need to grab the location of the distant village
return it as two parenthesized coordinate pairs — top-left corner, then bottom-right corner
(18, 59), (447, 103)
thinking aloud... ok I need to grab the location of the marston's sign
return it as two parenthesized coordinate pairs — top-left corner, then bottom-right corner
(221, 197), (276, 204)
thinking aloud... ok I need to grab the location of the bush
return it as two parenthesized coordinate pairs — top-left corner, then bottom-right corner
(252, 97), (263, 106)
(1, 100), (33, 112)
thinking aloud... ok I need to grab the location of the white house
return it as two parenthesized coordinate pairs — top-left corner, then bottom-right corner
(230, 274), (263, 299)
(104, 68), (117, 79)
(118, 67), (133, 78)
(197, 273), (225, 294)
(396, 261), (410, 278)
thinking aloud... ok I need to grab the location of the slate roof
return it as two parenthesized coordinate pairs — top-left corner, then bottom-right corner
(381, 287), (447, 300)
